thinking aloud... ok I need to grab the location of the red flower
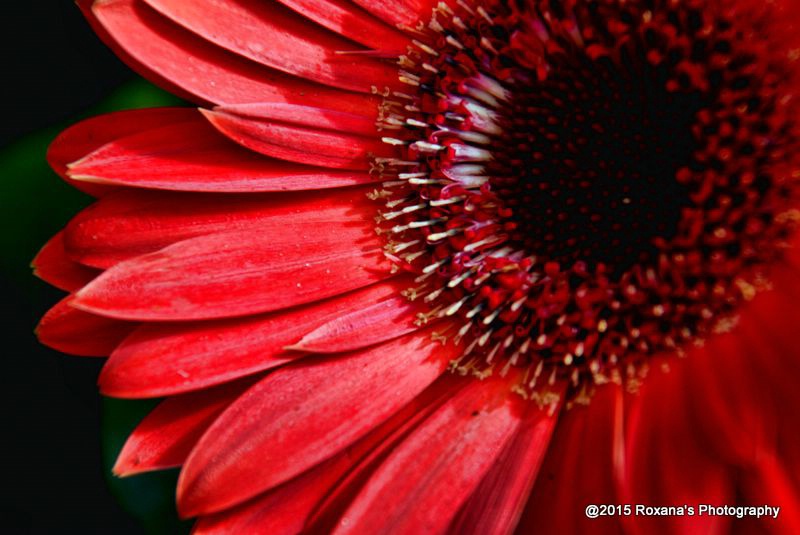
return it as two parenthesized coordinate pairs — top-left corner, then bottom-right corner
(36, 0), (800, 533)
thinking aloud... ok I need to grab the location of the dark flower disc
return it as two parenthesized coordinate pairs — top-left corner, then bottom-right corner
(374, 0), (800, 400)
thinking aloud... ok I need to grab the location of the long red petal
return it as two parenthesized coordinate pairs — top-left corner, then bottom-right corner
(176, 329), (457, 517)
(447, 400), (562, 535)
(275, 0), (409, 50)
(193, 454), (357, 535)
(113, 379), (254, 476)
(63, 187), (374, 269)
(350, 0), (436, 28)
(67, 116), (377, 192)
(675, 255), (800, 470)
(143, 0), (397, 93)
(333, 374), (524, 535)
(288, 290), (420, 353)
(740, 454), (800, 535)
(203, 109), (390, 170)
(196, 374), (463, 535)
(87, 0), (379, 110)
(37, 298), (136, 357)
(216, 102), (378, 136)
(32, 232), (99, 292)
(100, 279), (417, 398)
(517, 385), (625, 535)
(47, 107), (196, 196)
(736, 261), (800, 416)
(684, 330), (777, 466)
(619, 363), (734, 535)
(72, 221), (389, 321)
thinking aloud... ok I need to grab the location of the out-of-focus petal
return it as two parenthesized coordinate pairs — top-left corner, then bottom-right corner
(517, 385), (625, 535)
(620, 361), (734, 535)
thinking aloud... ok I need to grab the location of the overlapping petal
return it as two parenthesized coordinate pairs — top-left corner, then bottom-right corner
(448, 399), (561, 535)
(67, 110), (378, 192)
(35, 1), (800, 534)
(37, 297), (136, 357)
(142, 0), (398, 92)
(33, 232), (99, 291)
(62, 187), (375, 269)
(202, 109), (390, 169)
(83, 0), (382, 109)
(72, 223), (389, 321)
(100, 279), (421, 397)
(176, 329), (458, 516)
(274, 0), (410, 50)
(113, 379), (256, 476)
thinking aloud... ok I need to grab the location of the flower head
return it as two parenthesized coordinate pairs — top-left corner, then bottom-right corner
(36, 0), (800, 533)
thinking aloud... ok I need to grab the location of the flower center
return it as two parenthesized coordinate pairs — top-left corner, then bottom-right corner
(495, 49), (697, 274)
(373, 0), (800, 401)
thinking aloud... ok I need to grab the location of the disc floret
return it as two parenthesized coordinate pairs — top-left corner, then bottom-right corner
(373, 0), (800, 400)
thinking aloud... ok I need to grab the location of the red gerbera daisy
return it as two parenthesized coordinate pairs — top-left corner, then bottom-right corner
(36, 0), (800, 533)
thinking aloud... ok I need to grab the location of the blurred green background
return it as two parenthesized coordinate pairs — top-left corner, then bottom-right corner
(1, 3), (189, 533)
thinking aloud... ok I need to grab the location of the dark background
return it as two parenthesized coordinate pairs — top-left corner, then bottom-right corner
(1, 3), (182, 533)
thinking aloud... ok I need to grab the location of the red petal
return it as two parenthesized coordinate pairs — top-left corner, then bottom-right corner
(143, 0), (397, 93)
(303, 375), (466, 533)
(100, 279), (417, 398)
(196, 374), (462, 534)
(448, 400), (562, 535)
(333, 375), (524, 535)
(63, 187), (375, 269)
(619, 363), (734, 535)
(684, 330), (777, 466)
(733, 517), (772, 535)
(217, 102), (378, 137)
(736, 262), (800, 415)
(73, 221), (389, 321)
(679, 257), (800, 468)
(193, 454), (356, 535)
(47, 107), (196, 196)
(86, 0), (379, 110)
(113, 379), (253, 476)
(740, 454), (800, 535)
(67, 115), (376, 192)
(37, 298), (136, 357)
(350, 0), (436, 28)
(32, 232), (99, 292)
(517, 385), (625, 535)
(176, 329), (456, 517)
(289, 290), (420, 354)
(275, 0), (409, 50)
(203, 109), (390, 170)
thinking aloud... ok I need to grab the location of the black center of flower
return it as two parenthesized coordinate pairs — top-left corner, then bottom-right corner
(374, 0), (800, 401)
(496, 55), (700, 274)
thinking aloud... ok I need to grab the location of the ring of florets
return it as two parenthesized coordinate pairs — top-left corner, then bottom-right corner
(370, 0), (800, 402)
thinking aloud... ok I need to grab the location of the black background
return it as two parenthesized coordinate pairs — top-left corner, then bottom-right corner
(2, 2), (146, 533)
